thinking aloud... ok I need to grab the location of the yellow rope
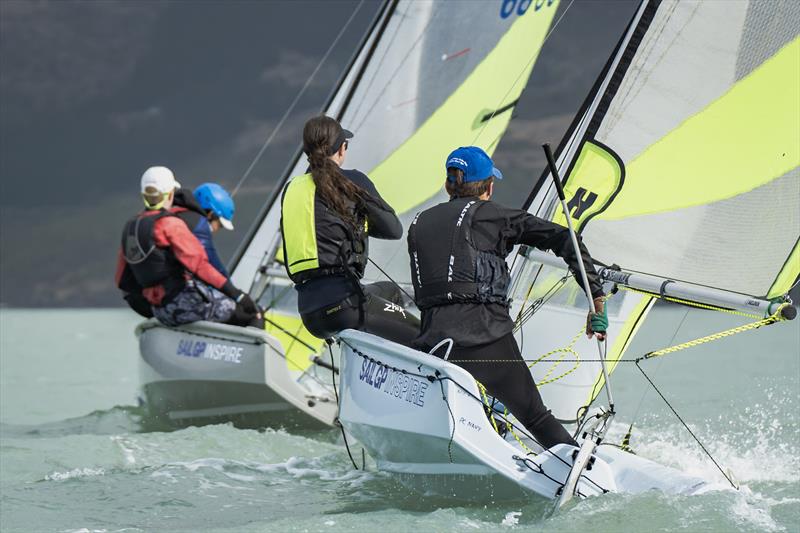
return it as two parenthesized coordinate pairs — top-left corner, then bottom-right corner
(476, 381), (500, 434)
(618, 286), (763, 319)
(641, 303), (791, 360)
(470, 294), (790, 453)
(526, 328), (584, 386)
(476, 381), (536, 454)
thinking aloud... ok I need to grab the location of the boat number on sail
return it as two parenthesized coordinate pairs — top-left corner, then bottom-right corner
(499, 0), (554, 19)
(358, 359), (428, 407)
(176, 339), (243, 364)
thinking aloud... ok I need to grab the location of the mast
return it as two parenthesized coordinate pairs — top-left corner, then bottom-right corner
(229, 0), (397, 283)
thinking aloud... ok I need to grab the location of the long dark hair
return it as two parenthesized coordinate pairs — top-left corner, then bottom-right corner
(302, 115), (364, 227)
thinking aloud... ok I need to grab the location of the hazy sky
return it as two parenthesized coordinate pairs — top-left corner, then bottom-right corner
(0, 0), (638, 306)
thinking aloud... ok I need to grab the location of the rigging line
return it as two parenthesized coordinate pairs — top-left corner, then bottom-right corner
(513, 274), (570, 332)
(330, 344), (360, 470)
(231, 0), (366, 197)
(347, 0), (411, 123)
(367, 257), (415, 302)
(630, 304), (690, 425)
(262, 283), (293, 312)
(635, 360), (738, 490)
(350, 2), (443, 132)
(263, 315), (319, 353)
(472, 0), (576, 145)
(437, 377), (456, 463)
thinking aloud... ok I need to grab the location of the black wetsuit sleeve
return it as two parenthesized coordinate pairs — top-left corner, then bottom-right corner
(499, 205), (604, 298)
(342, 169), (403, 240)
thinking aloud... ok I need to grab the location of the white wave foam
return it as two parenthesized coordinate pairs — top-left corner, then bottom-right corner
(45, 467), (105, 481)
(501, 511), (521, 526)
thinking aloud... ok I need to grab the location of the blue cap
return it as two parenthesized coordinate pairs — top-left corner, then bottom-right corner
(445, 146), (503, 183)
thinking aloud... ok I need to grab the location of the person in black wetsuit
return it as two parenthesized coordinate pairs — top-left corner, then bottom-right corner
(280, 115), (419, 345)
(407, 146), (609, 449)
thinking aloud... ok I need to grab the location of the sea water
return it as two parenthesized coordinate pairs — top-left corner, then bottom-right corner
(0, 308), (798, 532)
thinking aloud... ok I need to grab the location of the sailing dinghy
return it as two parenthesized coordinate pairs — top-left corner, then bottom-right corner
(137, 0), (558, 428)
(337, 0), (799, 504)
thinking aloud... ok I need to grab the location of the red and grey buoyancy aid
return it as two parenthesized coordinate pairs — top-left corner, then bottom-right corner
(407, 198), (511, 310)
(121, 211), (186, 295)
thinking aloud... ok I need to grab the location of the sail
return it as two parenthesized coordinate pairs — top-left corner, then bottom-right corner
(531, 0), (800, 298)
(231, 0), (561, 370)
(512, 0), (799, 421)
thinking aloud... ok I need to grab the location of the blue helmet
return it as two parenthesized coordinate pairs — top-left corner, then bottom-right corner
(194, 183), (235, 230)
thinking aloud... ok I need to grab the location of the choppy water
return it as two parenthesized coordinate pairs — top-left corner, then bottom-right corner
(1, 308), (798, 532)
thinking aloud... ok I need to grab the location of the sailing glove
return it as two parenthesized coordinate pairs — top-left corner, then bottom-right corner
(586, 296), (608, 340)
(222, 281), (261, 316)
(237, 293), (260, 316)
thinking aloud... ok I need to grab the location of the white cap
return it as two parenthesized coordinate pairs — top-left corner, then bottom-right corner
(218, 217), (234, 231)
(140, 166), (181, 194)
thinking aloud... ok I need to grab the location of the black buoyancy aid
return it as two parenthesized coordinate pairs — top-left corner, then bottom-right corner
(121, 211), (185, 295)
(281, 173), (368, 284)
(407, 198), (511, 310)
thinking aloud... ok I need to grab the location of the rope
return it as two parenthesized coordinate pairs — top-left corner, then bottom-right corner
(618, 286), (763, 319)
(231, 0), (366, 196)
(438, 377), (456, 463)
(476, 382), (535, 455)
(635, 360), (738, 490)
(636, 303), (791, 362)
(367, 257), (415, 303)
(525, 328), (584, 386)
(330, 344), (359, 470)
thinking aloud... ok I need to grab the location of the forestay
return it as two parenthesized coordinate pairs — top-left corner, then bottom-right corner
(511, 0), (799, 423)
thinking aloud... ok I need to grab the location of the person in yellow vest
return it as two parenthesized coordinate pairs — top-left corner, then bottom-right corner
(280, 115), (419, 345)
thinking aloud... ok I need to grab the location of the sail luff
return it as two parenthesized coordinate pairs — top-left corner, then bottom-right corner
(523, 0), (653, 215)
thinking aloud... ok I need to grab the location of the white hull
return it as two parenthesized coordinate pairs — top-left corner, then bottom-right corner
(136, 319), (337, 429)
(337, 329), (708, 502)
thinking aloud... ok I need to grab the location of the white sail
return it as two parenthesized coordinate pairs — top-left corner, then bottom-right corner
(230, 0), (561, 374)
(512, 0), (799, 422)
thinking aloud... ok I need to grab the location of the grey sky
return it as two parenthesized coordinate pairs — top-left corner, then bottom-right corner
(0, 0), (638, 307)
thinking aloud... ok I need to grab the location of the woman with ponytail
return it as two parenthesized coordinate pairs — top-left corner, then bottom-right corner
(280, 115), (419, 345)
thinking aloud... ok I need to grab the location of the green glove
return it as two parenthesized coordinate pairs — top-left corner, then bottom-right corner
(586, 296), (608, 338)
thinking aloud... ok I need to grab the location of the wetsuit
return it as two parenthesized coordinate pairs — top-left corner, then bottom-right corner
(280, 168), (419, 346)
(409, 198), (604, 449)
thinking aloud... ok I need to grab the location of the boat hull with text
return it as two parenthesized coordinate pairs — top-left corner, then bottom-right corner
(337, 329), (709, 502)
(136, 319), (337, 429)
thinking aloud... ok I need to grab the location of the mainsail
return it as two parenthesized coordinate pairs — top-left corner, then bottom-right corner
(230, 0), (561, 371)
(512, 0), (800, 422)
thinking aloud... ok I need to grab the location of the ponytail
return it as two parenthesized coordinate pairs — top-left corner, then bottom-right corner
(302, 115), (364, 227)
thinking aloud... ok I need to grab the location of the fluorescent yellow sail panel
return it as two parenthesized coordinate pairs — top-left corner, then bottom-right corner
(368, 3), (559, 213)
(553, 141), (623, 229)
(599, 37), (800, 220)
(264, 311), (323, 372)
(586, 295), (654, 406)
